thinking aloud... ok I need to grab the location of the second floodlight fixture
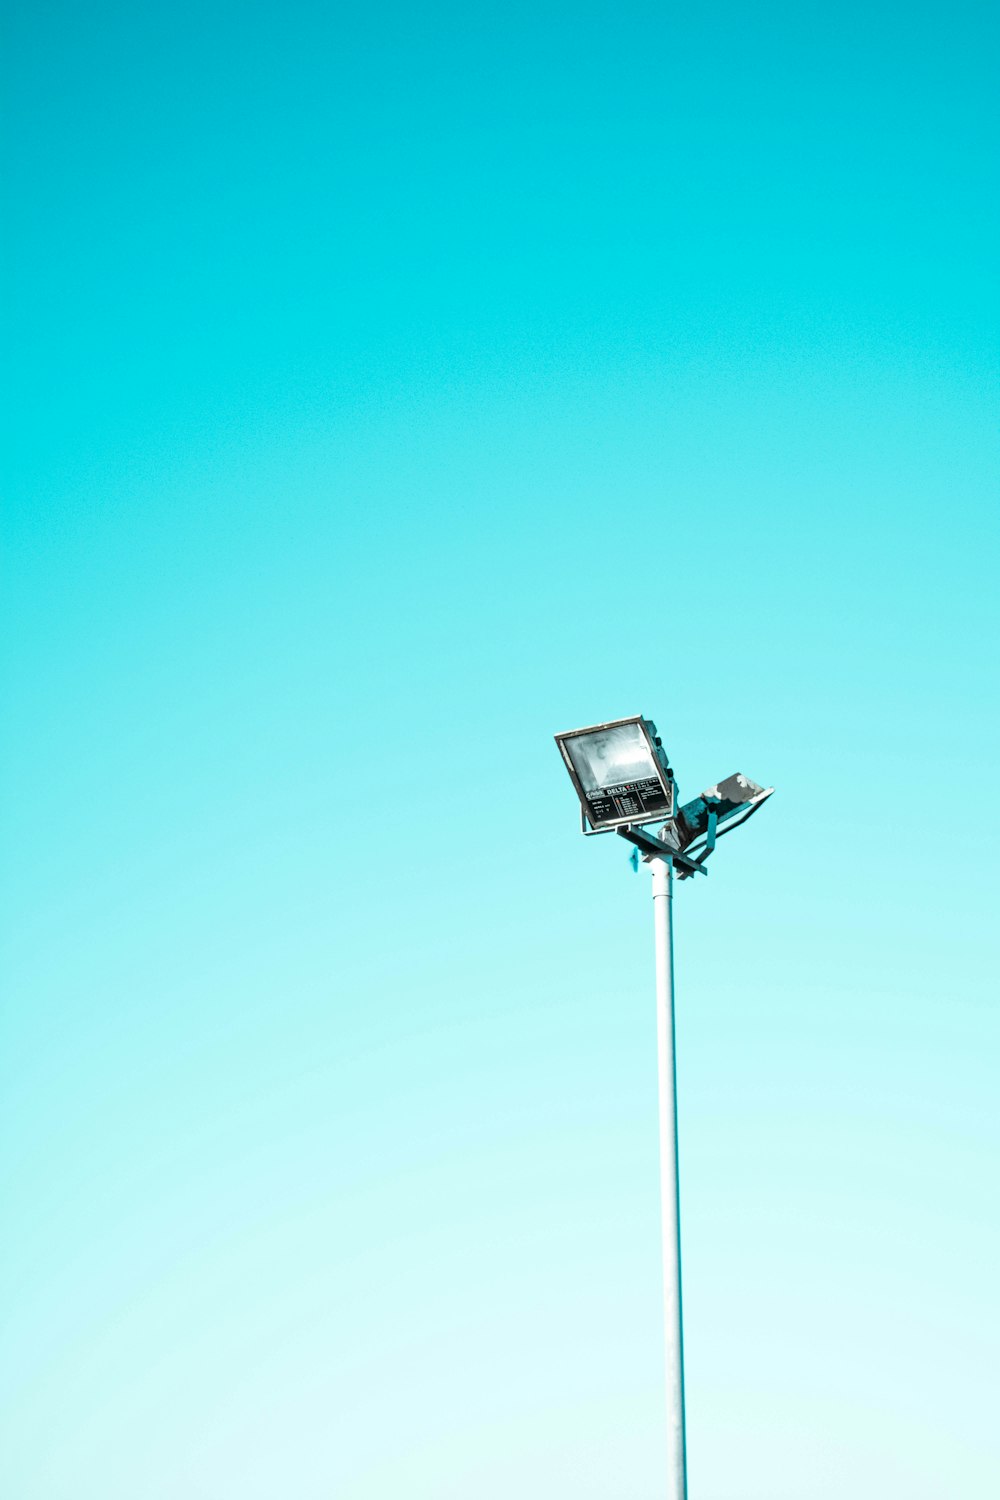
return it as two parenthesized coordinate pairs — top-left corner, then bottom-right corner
(554, 715), (675, 831)
(660, 772), (774, 878)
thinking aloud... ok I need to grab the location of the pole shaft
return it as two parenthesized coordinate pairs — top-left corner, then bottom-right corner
(651, 855), (687, 1499)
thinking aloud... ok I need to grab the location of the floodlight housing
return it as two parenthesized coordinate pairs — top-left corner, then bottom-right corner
(555, 715), (675, 831)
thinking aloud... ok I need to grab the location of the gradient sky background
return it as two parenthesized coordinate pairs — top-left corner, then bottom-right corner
(3, 2), (998, 1496)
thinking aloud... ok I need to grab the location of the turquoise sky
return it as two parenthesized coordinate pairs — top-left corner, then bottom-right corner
(3, 3), (998, 1496)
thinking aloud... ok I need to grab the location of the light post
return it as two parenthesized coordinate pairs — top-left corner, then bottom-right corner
(554, 717), (773, 1500)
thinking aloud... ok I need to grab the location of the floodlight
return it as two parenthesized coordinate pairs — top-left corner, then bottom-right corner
(657, 772), (774, 875)
(554, 715), (675, 831)
(553, 713), (774, 1500)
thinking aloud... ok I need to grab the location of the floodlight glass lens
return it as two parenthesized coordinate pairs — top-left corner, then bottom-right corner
(565, 723), (657, 792)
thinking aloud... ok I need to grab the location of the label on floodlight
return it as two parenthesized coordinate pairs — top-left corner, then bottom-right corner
(587, 776), (671, 825)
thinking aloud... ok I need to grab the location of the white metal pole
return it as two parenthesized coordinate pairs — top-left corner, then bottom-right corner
(651, 853), (687, 1500)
